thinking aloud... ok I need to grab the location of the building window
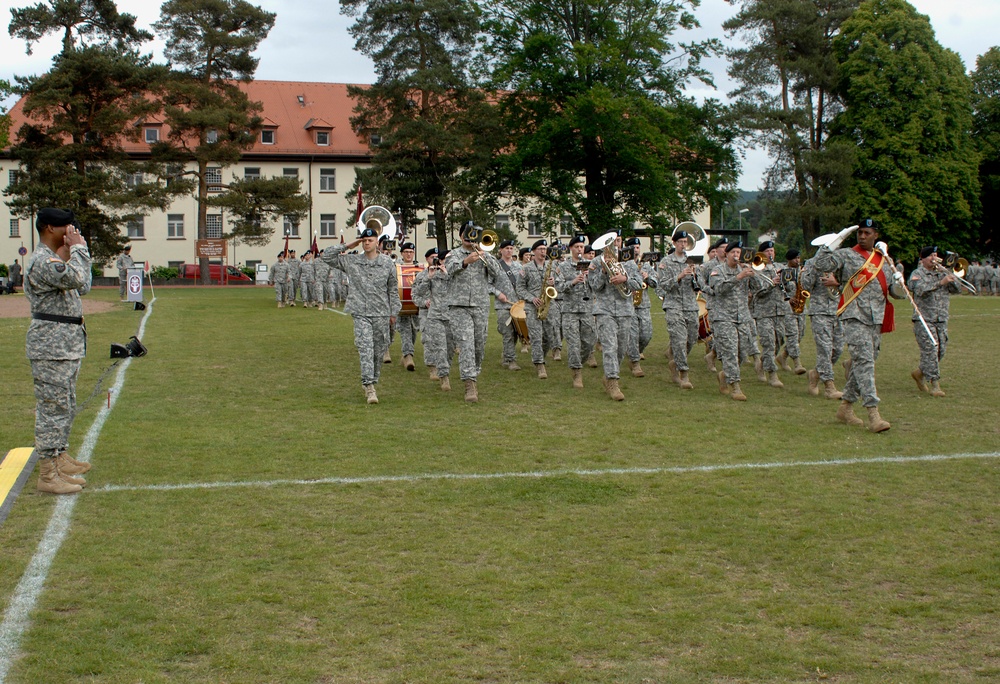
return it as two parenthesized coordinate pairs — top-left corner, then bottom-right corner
(8, 170), (17, 187)
(244, 167), (261, 180)
(144, 128), (159, 144)
(425, 217), (437, 239)
(125, 172), (143, 188)
(527, 214), (542, 238)
(320, 214), (336, 238)
(261, 129), (275, 144)
(167, 214), (185, 239)
(315, 130), (330, 146)
(283, 214), (299, 238)
(206, 129), (218, 144)
(283, 168), (299, 179)
(206, 214), (223, 239)
(165, 164), (183, 188)
(319, 168), (336, 192)
(127, 218), (145, 239)
(494, 215), (510, 234)
(10, 219), (20, 238)
(206, 167), (223, 192)
(560, 215), (573, 237)
(168, 260), (183, 272)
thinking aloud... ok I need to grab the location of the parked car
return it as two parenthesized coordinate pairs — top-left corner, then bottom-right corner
(177, 263), (253, 283)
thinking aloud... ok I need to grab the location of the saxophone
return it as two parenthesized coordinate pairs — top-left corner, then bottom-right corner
(536, 251), (559, 320)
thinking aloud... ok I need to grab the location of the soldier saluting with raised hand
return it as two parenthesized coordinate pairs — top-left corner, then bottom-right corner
(25, 208), (94, 494)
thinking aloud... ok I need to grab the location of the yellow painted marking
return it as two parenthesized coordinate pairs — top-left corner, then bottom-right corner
(0, 448), (35, 505)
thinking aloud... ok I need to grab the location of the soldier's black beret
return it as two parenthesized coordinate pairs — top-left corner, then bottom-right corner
(711, 238), (728, 250)
(400, 242), (415, 251)
(359, 226), (379, 239)
(568, 235), (586, 247)
(519, 247), (530, 258)
(624, 237), (641, 247)
(859, 218), (878, 230)
(759, 240), (774, 251)
(36, 208), (75, 230)
(531, 239), (547, 251)
(920, 245), (937, 259)
(499, 239), (515, 249)
(672, 230), (689, 241)
(786, 248), (800, 260)
(725, 241), (743, 253)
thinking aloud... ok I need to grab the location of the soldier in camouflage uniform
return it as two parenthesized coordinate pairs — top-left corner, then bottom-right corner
(706, 242), (755, 400)
(656, 230), (699, 389)
(623, 238), (655, 378)
(748, 240), (789, 389)
(490, 240), (523, 371)
(395, 242), (421, 371)
(699, 238), (727, 371)
(445, 224), (512, 402)
(412, 248), (439, 378)
(908, 246), (961, 397)
(777, 249), (808, 374)
(588, 239), (642, 400)
(25, 208), (93, 494)
(287, 250), (301, 306)
(801, 254), (846, 399)
(554, 235), (596, 388)
(812, 219), (905, 432)
(412, 248), (454, 389)
(313, 250), (332, 310)
(517, 239), (559, 378)
(299, 251), (317, 307)
(115, 244), (133, 301)
(320, 226), (401, 404)
(267, 252), (292, 307)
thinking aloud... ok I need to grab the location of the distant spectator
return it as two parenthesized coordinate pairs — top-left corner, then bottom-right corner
(7, 259), (21, 293)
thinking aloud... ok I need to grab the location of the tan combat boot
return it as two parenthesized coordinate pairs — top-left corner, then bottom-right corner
(586, 352), (598, 368)
(429, 365), (438, 381)
(911, 369), (928, 392)
(631, 361), (645, 378)
(572, 368), (584, 389)
(507, 360), (521, 371)
(807, 369), (820, 396)
(363, 384), (379, 404)
(836, 400), (864, 427)
(552, 348), (562, 361)
(606, 378), (625, 401)
(929, 380), (946, 397)
(866, 406), (890, 433)
(767, 371), (784, 388)
(277, 302), (284, 308)
(678, 370), (694, 390)
(464, 379), (479, 403)
(440, 375), (451, 392)
(37, 458), (82, 495)
(729, 382), (747, 401)
(754, 356), (766, 382)
(777, 348), (791, 372)
(791, 357), (806, 375)
(536, 363), (547, 379)
(705, 349), (716, 372)
(402, 355), (415, 371)
(823, 380), (843, 400)
(718, 370), (730, 395)
(318, 303), (325, 310)
(55, 454), (87, 486)
(668, 359), (680, 384)
(58, 451), (91, 474)
(383, 350), (392, 364)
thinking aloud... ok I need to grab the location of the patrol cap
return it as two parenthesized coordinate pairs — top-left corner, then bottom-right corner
(531, 239), (547, 251)
(425, 247), (439, 258)
(400, 241), (415, 251)
(920, 245), (937, 259)
(759, 240), (774, 251)
(786, 248), (800, 260)
(568, 234), (587, 247)
(359, 226), (379, 239)
(624, 237), (641, 247)
(725, 241), (743, 253)
(858, 218), (878, 231)
(36, 208), (75, 232)
(711, 238), (728, 251)
(499, 239), (515, 249)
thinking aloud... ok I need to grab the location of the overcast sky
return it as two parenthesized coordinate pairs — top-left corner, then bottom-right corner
(1, 0), (997, 190)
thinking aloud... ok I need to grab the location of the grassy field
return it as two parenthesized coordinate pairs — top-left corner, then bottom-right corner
(1, 286), (998, 683)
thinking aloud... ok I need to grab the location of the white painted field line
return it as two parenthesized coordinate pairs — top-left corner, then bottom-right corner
(91, 450), (1000, 494)
(0, 300), (155, 684)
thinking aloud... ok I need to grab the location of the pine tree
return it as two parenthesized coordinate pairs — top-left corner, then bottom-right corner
(971, 47), (1000, 256)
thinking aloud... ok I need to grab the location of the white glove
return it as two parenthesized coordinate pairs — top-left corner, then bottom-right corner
(827, 224), (859, 251)
(874, 241), (889, 256)
(892, 271), (904, 285)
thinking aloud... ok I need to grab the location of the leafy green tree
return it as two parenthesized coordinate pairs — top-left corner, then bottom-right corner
(830, 0), (980, 261)
(153, 0), (277, 282)
(5, 2), (186, 261)
(725, 0), (858, 247)
(480, 0), (737, 239)
(971, 47), (1000, 257)
(340, 0), (500, 249)
(205, 176), (310, 246)
(0, 79), (11, 149)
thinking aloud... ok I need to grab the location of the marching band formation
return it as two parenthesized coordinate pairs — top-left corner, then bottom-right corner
(268, 209), (976, 433)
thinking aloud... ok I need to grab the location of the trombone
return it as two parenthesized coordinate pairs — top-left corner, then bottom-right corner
(739, 250), (778, 287)
(937, 252), (977, 294)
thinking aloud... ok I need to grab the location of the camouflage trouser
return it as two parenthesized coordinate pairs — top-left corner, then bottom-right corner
(664, 309), (699, 371)
(627, 308), (653, 362)
(755, 315), (785, 372)
(301, 281), (316, 305)
(712, 320), (744, 385)
(810, 314), (845, 382)
(562, 311), (596, 370)
(315, 280), (328, 305)
(423, 316), (453, 376)
(31, 359), (81, 459)
(495, 305), (518, 364)
(325, 281), (337, 304)
(547, 309), (562, 349)
(397, 314), (419, 356)
(595, 314), (631, 379)
(742, 318), (761, 359)
(783, 313), (806, 359)
(526, 305), (557, 365)
(841, 319), (882, 408)
(280, 281), (293, 302)
(419, 309), (431, 366)
(915, 319), (948, 381)
(272, 282), (284, 302)
(449, 306), (489, 380)
(118, 277), (127, 299)
(293, 281), (302, 302)
(353, 315), (390, 386)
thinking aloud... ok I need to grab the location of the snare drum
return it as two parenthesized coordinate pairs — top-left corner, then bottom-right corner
(509, 299), (530, 344)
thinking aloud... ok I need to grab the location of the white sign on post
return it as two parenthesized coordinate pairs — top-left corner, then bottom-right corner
(127, 267), (144, 303)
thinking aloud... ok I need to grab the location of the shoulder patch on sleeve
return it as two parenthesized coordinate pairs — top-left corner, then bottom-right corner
(53, 262), (66, 273)
(911, 274), (921, 280)
(710, 270), (718, 277)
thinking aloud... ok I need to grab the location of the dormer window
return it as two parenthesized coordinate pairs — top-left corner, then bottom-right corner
(315, 131), (329, 146)
(206, 129), (218, 144)
(305, 118), (333, 148)
(144, 127), (159, 144)
(261, 129), (275, 144)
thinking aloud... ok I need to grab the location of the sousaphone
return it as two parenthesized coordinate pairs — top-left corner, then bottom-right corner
(358, 205), (397, 241)
(674, 221), (708, 263)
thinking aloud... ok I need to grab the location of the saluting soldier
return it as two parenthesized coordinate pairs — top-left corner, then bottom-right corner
(706, 242), (755, 401)
(491, 239), (523, 371)
(267, 251), (292, 307)
(554, 235), (596, 388)
(444, 223), (511, 402)
(623, 237), (655, 378)
(516, 239), (559, 379)
(812, 219), (905, 432)
(908, 246), (961, 397)
(748, 240), (788, 389)
(801, 253), (846, 399)
(25, 208), (93, 494)
(657, 230), (699, 390)
(320, 224), (401, 404)
(588, 237), (642, 400)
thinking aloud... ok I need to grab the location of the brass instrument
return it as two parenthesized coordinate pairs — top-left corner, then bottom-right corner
(938, 252), (977, 294)
(358, 205), (397, 241)
(536, 245), (560, 320)
(785, 267), (811, 314)
(631, 245), (648, 306)
(591, 231), (631, 298)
